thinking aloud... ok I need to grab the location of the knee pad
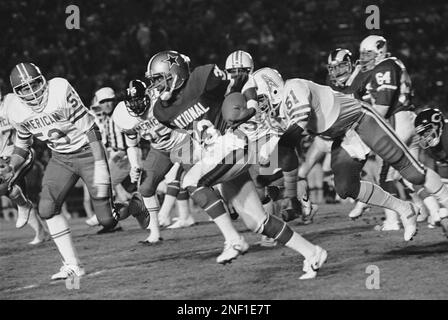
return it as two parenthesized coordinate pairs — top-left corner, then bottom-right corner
(400, 164), (425, 186)
(188, 186), (226, 219)
(38, 199), (59, 219)
(258, 214), (294, 244)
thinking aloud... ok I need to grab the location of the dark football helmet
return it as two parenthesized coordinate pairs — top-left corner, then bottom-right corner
(125, 80), (150, 117)
(327, 48), (353, 87)
(10, 62), (48, 112)
(415, 108), (444, 149)
(145, 50), (190, 101)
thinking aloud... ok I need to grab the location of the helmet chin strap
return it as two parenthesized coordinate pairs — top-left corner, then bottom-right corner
(160, 75), (178, 101)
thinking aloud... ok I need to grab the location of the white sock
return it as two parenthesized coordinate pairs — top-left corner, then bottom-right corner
(213, 212), (241, 243)
(176, 199), (191, 221)
(143, 196), (160, 239)
(285, 232), (316, 260)
(46, 214), (80, 266)
(158, 194), (176, 222)
(423, 195), (440, 222)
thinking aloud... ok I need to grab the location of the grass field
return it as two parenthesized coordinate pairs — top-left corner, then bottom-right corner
(1, 203), (447, 300)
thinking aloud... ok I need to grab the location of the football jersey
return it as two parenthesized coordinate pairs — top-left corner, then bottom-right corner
(112, 101), (188, 152)
(367, 57), (412, 119)
(154, 64), (255, 147)
(0, 99), (15, 157)
(270, 78), (363, 139)
(5, 78), (95, 153)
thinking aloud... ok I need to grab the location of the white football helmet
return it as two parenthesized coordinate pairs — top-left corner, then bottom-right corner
(359, 35), (388, 72)
(252, 67), (284, 118)
(225, 50), (254, 78)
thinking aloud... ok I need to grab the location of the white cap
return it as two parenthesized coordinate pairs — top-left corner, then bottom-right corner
(94, 87), (115, 103)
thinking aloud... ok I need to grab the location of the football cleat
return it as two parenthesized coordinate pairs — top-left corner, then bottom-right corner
(85, 215), (99, 227)
(348, 202), (370, 220)
(16, 202), (33, 229)
(51, 263), (85, 280)
(398, 202), (418, 241)
(299, 246), (328, 280)
(128, 192), (151, 229)
(167, 216), (195, 229)
(216, 236), (249, 264)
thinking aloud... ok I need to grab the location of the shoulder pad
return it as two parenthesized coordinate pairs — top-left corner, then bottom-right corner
(112, 101), (140, 131)
(48, 77), (69, 91)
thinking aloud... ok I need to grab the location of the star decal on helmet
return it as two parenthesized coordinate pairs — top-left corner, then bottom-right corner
(163, 53), (180, 69)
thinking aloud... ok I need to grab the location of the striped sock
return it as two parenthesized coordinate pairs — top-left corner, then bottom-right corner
(46, 214), (80, 266)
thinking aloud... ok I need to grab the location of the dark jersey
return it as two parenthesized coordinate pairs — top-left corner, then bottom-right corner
(153, 64), (230, 136)
(154, 64), (254, 144)
(327, 65), (372, 101)
(425, 120), (448, 178)
(366, 57), (412, 119)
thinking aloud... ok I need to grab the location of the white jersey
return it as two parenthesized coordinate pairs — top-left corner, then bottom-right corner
(112, 101), (188, 152)
(0, 101), (15, 157)
(269, 78), (362, 139)
(4, 78), (95, 153)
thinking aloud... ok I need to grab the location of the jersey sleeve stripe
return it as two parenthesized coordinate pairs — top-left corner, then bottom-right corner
(67, 106), (85, 120)
(72, 110), (88, 123)
(376, 84), (397, 91)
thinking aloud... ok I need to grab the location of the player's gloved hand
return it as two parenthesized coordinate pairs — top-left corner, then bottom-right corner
(130, 166), (142, 183)
(93, 160), (110, 198)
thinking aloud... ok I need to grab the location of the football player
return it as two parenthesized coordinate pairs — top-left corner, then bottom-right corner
(0, 90), (48, 245)
(226, 67), (448, 242)
(358, 35), (438, 230)
(150, 51), (327, 279)
(414, 108), (448, 236)
(6, 62), (126, 280)
(226, 51), (305, 243)
(112, 79), (194, 243)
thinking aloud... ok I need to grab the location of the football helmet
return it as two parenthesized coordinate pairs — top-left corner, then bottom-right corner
(414, 108), (444, 149)
(359, 35), (388, 72)
(125, 80), (150, 117)
(225, 50), (254, 79)
(253, 67), (284, 118)
(145, 50), (190, 101)
(10, 62), (49, 112)
(327, 48), (353, 87)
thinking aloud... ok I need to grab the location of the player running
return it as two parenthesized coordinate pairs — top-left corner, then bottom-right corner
(149, 50), (327, 279)
(0, 90), (48, 245)
(414, 108), (448, 236)
(5, 62), (126, 280)
(112, 79), (194, 244)
(226, 67), (448, 242)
